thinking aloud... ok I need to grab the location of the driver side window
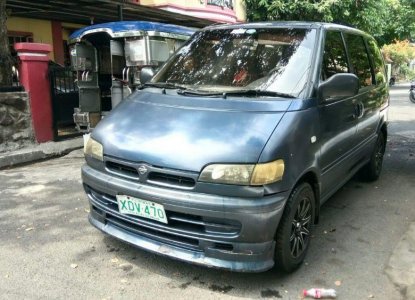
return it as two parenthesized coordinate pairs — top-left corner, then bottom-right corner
(321, 31), (349, 81)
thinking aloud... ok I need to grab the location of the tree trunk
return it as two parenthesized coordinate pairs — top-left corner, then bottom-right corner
(0, 0), (13, 87)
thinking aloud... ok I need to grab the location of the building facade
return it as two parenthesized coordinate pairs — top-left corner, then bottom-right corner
(137, 0), (246, 24)
(6, 17), (82, 65)
(6, 0), (246, 64)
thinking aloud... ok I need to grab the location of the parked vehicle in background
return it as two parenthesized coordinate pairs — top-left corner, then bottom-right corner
(410, 80), (415, 103)
(389, 75), (396, 86)
(68, 21), (194, 132)
(82, 22), (389, 273)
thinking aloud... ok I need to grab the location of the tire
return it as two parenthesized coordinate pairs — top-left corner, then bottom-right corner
(360, 131), (386, 181)
(410, 90), (415, 104)
(275, 182), (315, 273)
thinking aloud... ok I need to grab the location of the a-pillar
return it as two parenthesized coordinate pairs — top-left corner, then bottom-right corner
(15, 43), (54, 143)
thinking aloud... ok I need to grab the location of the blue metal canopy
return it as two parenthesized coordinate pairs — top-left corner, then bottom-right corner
(70, 21), (195, 41)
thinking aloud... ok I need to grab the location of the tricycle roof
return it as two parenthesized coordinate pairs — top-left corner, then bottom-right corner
(69, 21), (195, 43)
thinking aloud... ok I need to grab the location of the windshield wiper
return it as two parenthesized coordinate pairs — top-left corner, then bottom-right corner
(224, 90), (296, 98)
(177, 89), (296, 99)
(141, 82), (188, 90)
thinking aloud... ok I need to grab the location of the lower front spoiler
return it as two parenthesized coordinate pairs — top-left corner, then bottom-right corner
(89, 211), (276, 273)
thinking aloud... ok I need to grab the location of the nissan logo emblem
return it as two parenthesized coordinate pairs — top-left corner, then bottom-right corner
(138, 165), (148, 175)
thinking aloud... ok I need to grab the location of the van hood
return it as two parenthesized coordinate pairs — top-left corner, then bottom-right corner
(93, 91), (292, 172)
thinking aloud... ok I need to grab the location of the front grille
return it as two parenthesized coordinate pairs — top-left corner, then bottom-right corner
(86, 186), (241, 242)
(106, 161), (139, 179)
(104, 158), (196, 189)
(148, 172), (196, 188)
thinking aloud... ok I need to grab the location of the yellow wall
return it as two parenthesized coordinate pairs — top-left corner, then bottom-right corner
(140, 0), (205, 8)
(6, 17), (55, 60)
(6, 18), (84, 61)
(61, 22), (84, 41)
(235, 0), (246, 21)
(141, 0), (166, 6)
(62, 28), (71, 42)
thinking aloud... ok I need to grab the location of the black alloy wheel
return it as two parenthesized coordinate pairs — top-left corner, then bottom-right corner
(290, 196), (312, 258)
(275, 182), (315, 272)
(360, 131), (386, 181)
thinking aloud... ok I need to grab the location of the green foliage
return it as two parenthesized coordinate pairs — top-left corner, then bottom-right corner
(400, 64), (415, 80)
(244, 0), (415, 45)
(382, 40), (415, 79)
(383, 40), (415, 65)
(379, 0), (415, 45)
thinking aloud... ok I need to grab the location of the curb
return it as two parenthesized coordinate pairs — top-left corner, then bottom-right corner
(0, 137), (83, 169)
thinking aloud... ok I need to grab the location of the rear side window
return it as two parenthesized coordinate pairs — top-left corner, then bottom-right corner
(321, 31), (349, 81)
(367, 39), (387, 85)
(344, 34), (374, 87)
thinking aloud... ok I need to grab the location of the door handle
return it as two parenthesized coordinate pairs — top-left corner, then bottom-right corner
(354, 102), (364, 119)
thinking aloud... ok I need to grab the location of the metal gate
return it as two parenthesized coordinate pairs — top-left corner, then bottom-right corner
(49, 64), (80, 140)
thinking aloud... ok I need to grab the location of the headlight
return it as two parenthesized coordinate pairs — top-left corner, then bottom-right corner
(199, 159), (284, 186)
(251, 159), (285, 185)
(84, 136), (103, 161)
(199, 164), (254, 185)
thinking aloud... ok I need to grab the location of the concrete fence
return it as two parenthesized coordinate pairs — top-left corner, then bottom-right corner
(0, 92), (34, 153)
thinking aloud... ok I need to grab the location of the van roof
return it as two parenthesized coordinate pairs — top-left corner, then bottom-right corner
(203, 21), (367, 36)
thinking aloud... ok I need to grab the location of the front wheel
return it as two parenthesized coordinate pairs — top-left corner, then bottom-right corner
(410, 90), (415, 104)
(275, 182), (315, 273)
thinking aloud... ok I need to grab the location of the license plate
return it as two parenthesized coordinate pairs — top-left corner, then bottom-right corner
(116, 195), (168, 224)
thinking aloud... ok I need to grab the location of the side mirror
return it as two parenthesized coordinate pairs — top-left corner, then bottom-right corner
(140, 67), (155, 84)
(318, 73), (359, 101)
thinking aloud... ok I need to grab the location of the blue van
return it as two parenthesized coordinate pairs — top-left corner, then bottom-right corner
(82, 22), (388, 272)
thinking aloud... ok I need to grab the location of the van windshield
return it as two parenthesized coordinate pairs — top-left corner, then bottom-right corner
(152, 28), (317, 97)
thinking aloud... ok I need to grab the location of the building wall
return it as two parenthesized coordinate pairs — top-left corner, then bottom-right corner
(62, 22), (84, 40)
(138, 0), (246, 23)
(7, 17), (55, 60)
(6, 3), (246, 63)
(6, 17), (83, 64)
(234, 0), (246, 21)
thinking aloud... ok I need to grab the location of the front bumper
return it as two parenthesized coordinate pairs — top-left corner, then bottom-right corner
(82, 164), (288, 272)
